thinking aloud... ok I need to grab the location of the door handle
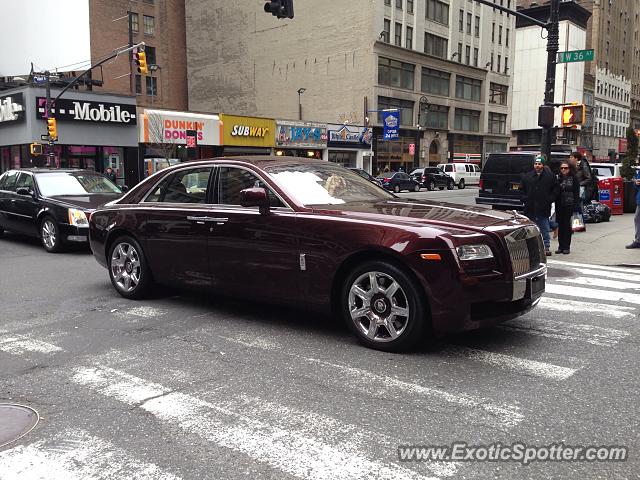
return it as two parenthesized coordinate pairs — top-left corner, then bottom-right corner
(186, 216), (228, 225)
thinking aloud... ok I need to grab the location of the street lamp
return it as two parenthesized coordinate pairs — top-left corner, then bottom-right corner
(297, 87), (306, 120)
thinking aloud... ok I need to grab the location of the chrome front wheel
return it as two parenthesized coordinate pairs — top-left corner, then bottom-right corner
(40, 217), (63, 252)
(108, 236), (152, 299)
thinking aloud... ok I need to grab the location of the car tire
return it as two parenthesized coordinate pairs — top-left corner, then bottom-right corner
(428, 180), (436, 191)
(40, 216), (65, 253)
(413, 183), (420, 192)
(108, 235), (153, 299)
(341, 260), (429, 352)
(447, 181), (454, 190)
(393, 185), (400, 193)
(458, 179), (466, 189)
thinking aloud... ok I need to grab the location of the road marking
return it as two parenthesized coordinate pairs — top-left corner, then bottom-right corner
(553, 276), (640, 291)
(72, 365), (439, 480)
(444, 346), (577, 380)
(547, 260), (640, 274)
(118, 306), (167, 319)
(536, 297), (635, 318)
(0, 429), (180, 480)
(567, 267), (640, 283)
(545, 283), (640, 305)
(221, 337), (523, 429)
(500, 317), (629, 347)
(0, 334), (64, 355)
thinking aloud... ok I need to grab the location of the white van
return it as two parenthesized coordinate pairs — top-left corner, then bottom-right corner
(590, 163), (622, 178)
(437, 163), (481, 189)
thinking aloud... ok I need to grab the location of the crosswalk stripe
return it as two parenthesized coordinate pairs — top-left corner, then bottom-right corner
(72, 365), (440, 480)
(500, 318), (629, 347)
(548, 260), (640, 274)
(0, 429), (180, 480)
(220, 337), (523, 429)
(566, 267), (640, 283)
(536, 297), (635, 318)
(545, 283), (640, 305)
(444, 346), (577, 380)
(553, 276), (640, 291)
(0, 334), (64, 355)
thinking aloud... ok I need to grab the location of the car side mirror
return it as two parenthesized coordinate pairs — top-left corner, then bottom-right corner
(240, 187), (270, 214)
(16, 187), (33, 197)
(121, 185), (129, 192)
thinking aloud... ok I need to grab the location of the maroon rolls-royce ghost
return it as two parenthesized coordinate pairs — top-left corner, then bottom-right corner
(88, 157), (546, 352)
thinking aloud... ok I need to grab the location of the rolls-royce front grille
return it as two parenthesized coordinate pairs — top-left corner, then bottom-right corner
(504, 226), (546, 277)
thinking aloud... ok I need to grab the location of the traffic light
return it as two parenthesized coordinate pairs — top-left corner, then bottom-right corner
(30, 143), (43, 156)
(561, 104), (585, 126)
(47, 118), (57, 140)
(264, 0), (294, 19)
(134, 50), (148, 75)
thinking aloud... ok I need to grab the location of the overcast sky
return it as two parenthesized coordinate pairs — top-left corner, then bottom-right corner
(0, 0), (91, 77)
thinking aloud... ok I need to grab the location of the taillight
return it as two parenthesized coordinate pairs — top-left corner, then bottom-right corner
(479, 179), (484, 190)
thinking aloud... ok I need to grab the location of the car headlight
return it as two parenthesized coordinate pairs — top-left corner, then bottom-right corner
(68, 208), (88, 226)
(456, 244), (494, 260)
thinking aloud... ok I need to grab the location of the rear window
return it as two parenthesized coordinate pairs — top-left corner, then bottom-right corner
(483, 154), (534, 175)
(592, 166), (614, 177)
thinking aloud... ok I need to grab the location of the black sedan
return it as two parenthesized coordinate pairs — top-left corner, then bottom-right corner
(376, 172), (420, 193)
(410, 167), (455, 190)
(0, 169), (123, 252)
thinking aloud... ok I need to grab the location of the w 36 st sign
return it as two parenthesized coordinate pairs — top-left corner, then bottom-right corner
(557, 49), (594, 64)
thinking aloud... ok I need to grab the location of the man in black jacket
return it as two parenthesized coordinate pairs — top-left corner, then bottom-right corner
(521, 155), (559, 256)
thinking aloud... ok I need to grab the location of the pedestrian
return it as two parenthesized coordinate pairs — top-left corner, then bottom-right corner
(105, 167), (117, 184)
(625, 168), (640, 249)
(521, 155), (559, 256)
(570, 151), (593, 202)
(555, 161), (580, 254)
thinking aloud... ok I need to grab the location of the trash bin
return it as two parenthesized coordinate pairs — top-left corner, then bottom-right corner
(599, 177), (624, 215)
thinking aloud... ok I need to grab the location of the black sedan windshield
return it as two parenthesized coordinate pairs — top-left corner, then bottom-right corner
(266, 163), (394, 206)
(36, 173), (122, 197)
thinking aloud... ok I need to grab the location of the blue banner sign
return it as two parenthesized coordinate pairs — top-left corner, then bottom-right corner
(382, 111), (400, 140)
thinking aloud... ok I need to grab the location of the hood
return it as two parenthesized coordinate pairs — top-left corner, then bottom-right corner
(311, 198), (528, 231)
(45, 193), (122, 211)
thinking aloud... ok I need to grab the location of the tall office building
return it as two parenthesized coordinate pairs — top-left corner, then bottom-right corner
(186, 0), (516, 171)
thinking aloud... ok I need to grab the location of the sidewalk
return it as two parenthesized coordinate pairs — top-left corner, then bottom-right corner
(550, 212), (640, 267)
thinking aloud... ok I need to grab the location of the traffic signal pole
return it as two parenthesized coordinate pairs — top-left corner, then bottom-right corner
(471, 0), (560, 161)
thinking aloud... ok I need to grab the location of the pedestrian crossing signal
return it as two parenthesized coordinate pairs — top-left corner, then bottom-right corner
(561, 104), (585, 126)
(134, 51), (148, 75)
(30, 143), (43, 156)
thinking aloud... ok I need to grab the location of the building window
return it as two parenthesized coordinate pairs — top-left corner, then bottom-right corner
(466, 12), (472, 34)
(458, 42), (462, 61)
(454, 108), (480, 131)
(425, 104), (449, 129)
(465, 45), (471, 65)
(145, 46), (157, 66)
(497, 54), (501, 72)
(378, 57), (415, 90)
(407, 0), (414, 13)
(506, 28), (510, 47)
(474, 15), (480, 37)
(455, 75), (482, 102)
(396, 0), (402, 9)
(426, 0), (449, 25)
(385, 0), (391, 5)
(378, 96), (414, 125)
(146, 76), (157, 96)
(135, 75), (142, 95)
(406, 26), (413, 49)
(492, 22), (495, 42)
(490, 53), (494, 70)
(473, 47), (478, 67)
(488, 112), (507, 134)
(504, 57), (509, 74)
(489, 82), (508, 105)
(383, 19), (391, 43)
(395, 22), (402, 46)
(498, 25), (503, 45)
(424, 33), (448, 58)
(130, 12), (139, 32)
(459, 9), (464, 31)
(421, 67), (450, 96)
(143, 15), (155, 35)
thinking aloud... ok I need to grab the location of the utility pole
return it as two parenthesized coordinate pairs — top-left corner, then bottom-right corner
(128, 11), (134, 95)
(45, 70), (54, 167)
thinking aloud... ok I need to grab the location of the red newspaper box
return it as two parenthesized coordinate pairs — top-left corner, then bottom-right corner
(598, 177), (624, 215)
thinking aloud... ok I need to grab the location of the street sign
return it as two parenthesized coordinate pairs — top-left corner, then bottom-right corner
(557, 49), (594, 63)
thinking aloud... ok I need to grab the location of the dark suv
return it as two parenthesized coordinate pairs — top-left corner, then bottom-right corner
(476, 151), (569, 210)
(410, 167), (455, 190)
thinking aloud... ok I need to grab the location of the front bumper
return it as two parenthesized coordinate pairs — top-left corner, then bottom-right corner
(59, 224), (89, 243)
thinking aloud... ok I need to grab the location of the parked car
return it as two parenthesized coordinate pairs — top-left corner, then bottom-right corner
(348, 167), (383, 187)
(89, 157), (546, 352)
(590, 163), (622, 178)
(0, 169), (123, 252)
(410, 167), (455, 190)
(377, 171), (421, 193)
(437, 163), (482, 189)
(476, 151), (570, 210)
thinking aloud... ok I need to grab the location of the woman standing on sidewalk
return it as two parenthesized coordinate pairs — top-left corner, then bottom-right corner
(555, 161), (580, 254)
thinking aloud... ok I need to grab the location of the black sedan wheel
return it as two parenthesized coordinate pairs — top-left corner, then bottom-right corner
(447, 181), (454, 190)
(342, 261), (428, 352)
(458, 179), (466, 189)
(413, 183), (420, 192)
(393, 185), (400, 193)
(108, 235), (153, 299)
(427, 180), (436, 191)
(40, 216), (64, 253)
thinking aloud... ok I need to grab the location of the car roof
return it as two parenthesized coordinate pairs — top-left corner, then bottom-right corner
(4, 168), (100, 175)
(156, 156), (336, 173)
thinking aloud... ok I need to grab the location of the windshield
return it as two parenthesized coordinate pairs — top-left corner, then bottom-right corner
(592, 166), (614, 177)
(266, 163), (394, 206)
(36, 173), (122, 197)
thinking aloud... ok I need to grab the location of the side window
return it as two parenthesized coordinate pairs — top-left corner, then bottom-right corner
(474, 165), (481, 173)
(445, 165), (453, 172)
(217, 167), (285, 208)
(1, 171), (19, 192)
(0, 173), (7, 190)
(16, 173), (34, 189)
(145, 168), (213, 204)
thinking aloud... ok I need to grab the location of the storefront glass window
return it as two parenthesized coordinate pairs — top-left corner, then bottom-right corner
(328, 151), (357, 168)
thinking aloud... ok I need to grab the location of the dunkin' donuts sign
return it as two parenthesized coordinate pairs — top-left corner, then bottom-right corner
(141, 109), (221, 146)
